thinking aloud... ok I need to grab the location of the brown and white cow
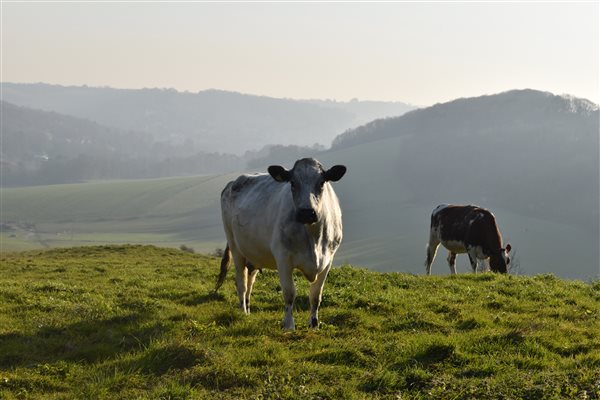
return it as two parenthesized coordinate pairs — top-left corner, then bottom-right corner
(425, 204), (511, 275)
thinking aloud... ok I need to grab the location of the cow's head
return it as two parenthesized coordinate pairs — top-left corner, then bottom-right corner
(489, 244), (512, 273)
(268, 158), (346, 224)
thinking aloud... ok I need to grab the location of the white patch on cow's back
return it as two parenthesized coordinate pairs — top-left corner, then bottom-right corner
(468, 213), (484, 226)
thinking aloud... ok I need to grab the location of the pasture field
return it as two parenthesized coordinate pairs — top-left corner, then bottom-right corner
(0, 175), (233, 255)
(0, 245), (599, 399)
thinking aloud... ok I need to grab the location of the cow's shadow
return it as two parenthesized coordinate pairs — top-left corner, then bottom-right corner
(0, 312), (163, 369)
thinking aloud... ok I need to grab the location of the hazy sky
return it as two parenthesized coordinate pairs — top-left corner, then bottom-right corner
(2, 2), (598, 106)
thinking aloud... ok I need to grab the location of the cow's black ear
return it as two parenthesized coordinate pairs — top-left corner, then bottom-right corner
(506, 244), (512, 253)
(324, 165), (346, 182)
(268, 165), (291, 182)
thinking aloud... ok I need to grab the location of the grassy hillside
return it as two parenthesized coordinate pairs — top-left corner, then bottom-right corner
(0, 174), (235, 254)
(1, 246), (599, 399)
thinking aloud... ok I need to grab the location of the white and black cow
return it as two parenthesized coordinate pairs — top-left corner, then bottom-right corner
(425, 204), (511, 275)
(216, 158), (346, 330)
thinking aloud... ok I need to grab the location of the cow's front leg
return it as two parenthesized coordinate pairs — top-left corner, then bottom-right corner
(467, 248), (478, 273)
(278, 265), (296, 330)
(308, 263), (331, 328)
(245, 268), (259, 313)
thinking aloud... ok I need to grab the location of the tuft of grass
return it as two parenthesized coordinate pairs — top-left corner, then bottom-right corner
(0, 245), (599, 399)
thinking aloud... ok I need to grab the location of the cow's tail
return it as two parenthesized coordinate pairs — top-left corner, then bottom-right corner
(215, 243), (231, 292)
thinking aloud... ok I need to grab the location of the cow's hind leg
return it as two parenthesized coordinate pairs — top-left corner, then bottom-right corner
(446, 251), (457, 275)
(245, 267), (259, 313)
(308, 263), (331, 328)
(231, 250), (249, 314)
(425, 239), (440, 275)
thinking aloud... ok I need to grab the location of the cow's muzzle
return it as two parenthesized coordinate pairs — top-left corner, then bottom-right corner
(296, 208), (318, 224)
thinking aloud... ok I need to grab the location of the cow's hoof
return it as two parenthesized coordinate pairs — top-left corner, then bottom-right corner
(281, 317), (295, 331)
(309, 317), (319, 329)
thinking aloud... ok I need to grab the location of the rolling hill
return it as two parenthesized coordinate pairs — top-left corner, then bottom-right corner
(1, 102), (326, 185)
(2, 82), (415, 154)
(2, 89), (598, 280)
(321, 89), (599, 279)
(0, 101), (249, 185)
(330, 89), (599, 228)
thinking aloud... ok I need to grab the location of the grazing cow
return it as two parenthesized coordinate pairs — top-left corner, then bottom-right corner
(425, 204), (511, 275)
(216, 158), (346, 330)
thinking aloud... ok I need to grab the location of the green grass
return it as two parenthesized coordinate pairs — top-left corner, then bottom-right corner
(1, 245), (599, 399)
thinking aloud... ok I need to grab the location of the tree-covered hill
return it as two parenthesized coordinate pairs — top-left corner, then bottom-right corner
(329, 89), (599, 231)
(0, 101), (246, 185)
(2, 83), (414, 155)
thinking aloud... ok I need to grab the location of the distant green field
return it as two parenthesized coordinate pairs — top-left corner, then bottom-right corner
(1, 175), (231, 222)
(1, 175), (234, 255)
(0, 246), (598, 399)
(2, 138), (598, 280)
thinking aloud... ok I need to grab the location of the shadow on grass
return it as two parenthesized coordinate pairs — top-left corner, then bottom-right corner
(0, 312), (167, 368)
(413, 343), (456, 366)
(306, 348), (369, 367)
(149, 290), (226, 307)
(180, 291), (226, 306)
